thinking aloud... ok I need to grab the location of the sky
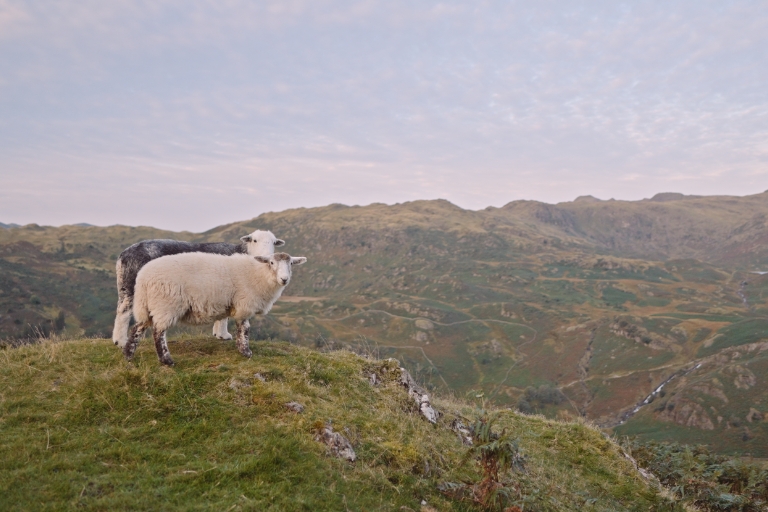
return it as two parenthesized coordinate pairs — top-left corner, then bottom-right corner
(1, 0), (767, 232)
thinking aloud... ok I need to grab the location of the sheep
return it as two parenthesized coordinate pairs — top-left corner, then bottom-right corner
(126, 251), (306, 365)
(112, 230), (285, 348)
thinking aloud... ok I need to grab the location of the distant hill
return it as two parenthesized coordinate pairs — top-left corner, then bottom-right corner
(0, 222), (20, 229)
(2, 192), (767, 456)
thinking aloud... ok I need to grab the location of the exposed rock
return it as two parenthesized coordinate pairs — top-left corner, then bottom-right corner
(500, 304), (517, 318)
(450, 419), (473, 445)
(690, 382), (729, 404)
(746, 408), (763, 423)
(284, 402), (304, 413)
(384, 302), (443, 321)
(658, 400), (715, 430)
(727, 366), (757, 389)
(229, 378), (251, 390)
(610, 317), (672, 350)
(419, 395), (438, 424)
(398, 367), (438, 424)
(314, 424), (356, 462)
(619, 448), (656, 483)
(366, 359), (439, 424)
(254, 373), (267, 382)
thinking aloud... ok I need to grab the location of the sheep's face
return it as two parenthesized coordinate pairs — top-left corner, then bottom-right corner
(241, 230), (285, 257)
(254, 253), (307, 287)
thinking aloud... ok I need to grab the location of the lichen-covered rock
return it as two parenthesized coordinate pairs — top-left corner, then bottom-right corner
(314, 424), (356, 462)
(284, 401), (304, 413)
(450, 419), (473, 445)
(399, 367), (438, 424)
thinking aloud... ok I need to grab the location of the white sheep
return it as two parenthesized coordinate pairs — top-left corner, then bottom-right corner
(126, 251), (306, 365)
(112, 229), (285, 348)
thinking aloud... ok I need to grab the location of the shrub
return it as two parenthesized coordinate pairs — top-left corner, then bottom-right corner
(439, 415), (525, 511)
(624, 439), (768, 511)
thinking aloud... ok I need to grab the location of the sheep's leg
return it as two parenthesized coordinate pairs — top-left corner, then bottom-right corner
(220, 318), (232, 340)
(235, 320), (252, 358)
(153, 329), (174, 366)
(124, 321), (148, 360)
(113, 291), (133, 348)
(213, 319), (232, 340)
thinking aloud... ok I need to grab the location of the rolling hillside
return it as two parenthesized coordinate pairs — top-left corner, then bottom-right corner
(2, 191), (768, 456)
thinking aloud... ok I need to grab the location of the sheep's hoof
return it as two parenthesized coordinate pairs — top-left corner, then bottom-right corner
(160, 356), (175, 366)
(216, 334), (233, 340)
(239, 349), (253, 358)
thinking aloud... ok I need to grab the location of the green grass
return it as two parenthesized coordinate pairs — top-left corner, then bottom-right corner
(0, 337), (685, 511)
(601, 286), (637, 307)
(697, 319), (768, 357)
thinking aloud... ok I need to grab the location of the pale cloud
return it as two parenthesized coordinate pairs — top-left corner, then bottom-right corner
(1, 0), (767, 230)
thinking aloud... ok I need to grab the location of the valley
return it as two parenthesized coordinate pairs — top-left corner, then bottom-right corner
(2, 192), (768, 456)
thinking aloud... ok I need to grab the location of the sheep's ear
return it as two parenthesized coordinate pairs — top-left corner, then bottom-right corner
(240, 235), (253, 243)
(274, 239), (285, 247)
(254, 256), (270, 264)
(290, 257), (307, 266)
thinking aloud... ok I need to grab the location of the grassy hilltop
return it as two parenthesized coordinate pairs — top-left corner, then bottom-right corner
(0, 337), (686, 511)
(2, 192), (768, 456)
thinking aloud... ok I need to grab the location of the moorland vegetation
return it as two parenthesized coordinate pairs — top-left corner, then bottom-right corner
(2, 192), (768, 457)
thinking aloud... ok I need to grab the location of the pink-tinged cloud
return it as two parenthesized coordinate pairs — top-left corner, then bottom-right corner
(1, 0), (767, 231)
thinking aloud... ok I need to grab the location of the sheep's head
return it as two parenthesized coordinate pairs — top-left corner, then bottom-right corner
(240, 229), (285, 257)
(254, 252), (307, 287)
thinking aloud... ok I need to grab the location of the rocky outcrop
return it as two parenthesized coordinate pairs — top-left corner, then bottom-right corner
(690, 381), (729, 404)
(657, 400), (715, 430)
(610, 318), (672, 350)
(367, 358), (438, 424)
(726, 365), (757, 390)
(746, 408), (764, 423)
(399, 368), (438, 424)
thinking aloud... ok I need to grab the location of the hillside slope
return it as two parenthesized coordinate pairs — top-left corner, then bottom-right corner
(0, 337), (683, 511)
(2, 192), (768, 456)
